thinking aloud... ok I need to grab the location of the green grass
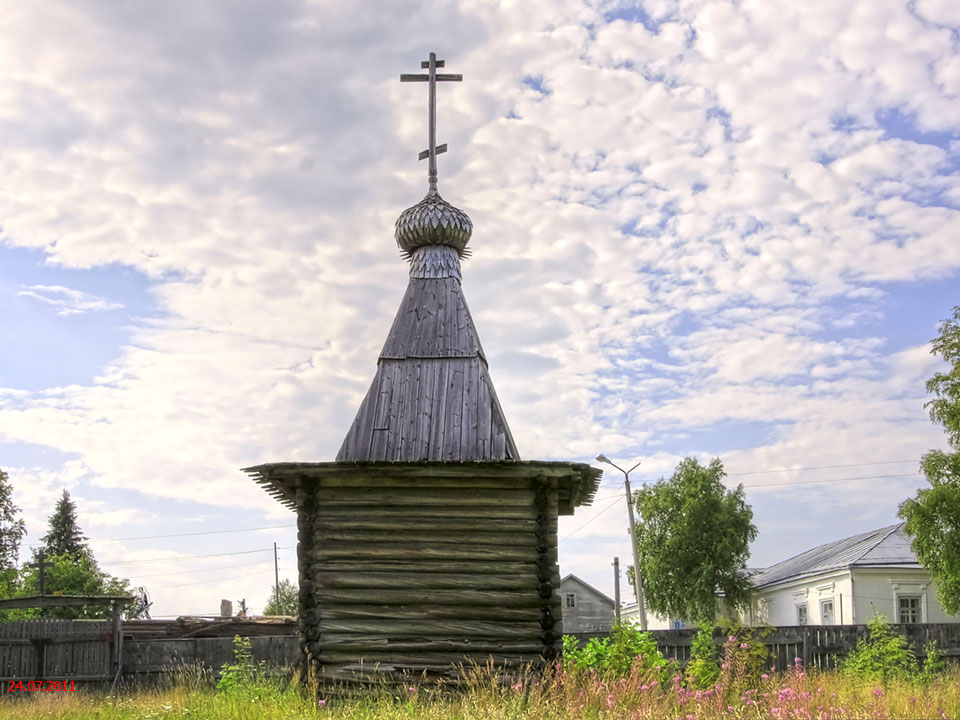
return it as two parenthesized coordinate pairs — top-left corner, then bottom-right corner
(2, 663), (959, 720)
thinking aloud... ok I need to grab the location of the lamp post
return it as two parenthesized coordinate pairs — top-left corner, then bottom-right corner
(596, 454), (647, 630)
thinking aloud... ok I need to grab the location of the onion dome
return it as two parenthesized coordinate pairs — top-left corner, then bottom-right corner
(395, 187), (472, 259)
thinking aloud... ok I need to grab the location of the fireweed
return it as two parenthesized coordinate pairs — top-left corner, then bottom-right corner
(0, 634), (958, 719)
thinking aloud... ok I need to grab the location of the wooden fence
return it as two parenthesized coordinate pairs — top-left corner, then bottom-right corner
(571, 623), (960, 670)
(0, 620), (114, 681)
(2, 620), (958, 682)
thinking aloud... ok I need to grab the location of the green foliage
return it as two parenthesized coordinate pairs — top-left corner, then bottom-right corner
(14, 551), (132, 619)
(0, 469), (26, 574)
(217, 635), (256, 694)
(562, 623), (674, 678)
(263, 578), (298, 616)
(633, 457), (758, 624)
(840, 613), (918, 681)
(216, 635), (285, 702)
(920, 639), (947, 683)
(899, 306), (960, 615)
(686, 623), (720, 688)
(40, 489), (88, 558)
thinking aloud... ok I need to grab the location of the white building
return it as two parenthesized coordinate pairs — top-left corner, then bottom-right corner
(746, 523), (959, 626)
(619, 523), (959, 629)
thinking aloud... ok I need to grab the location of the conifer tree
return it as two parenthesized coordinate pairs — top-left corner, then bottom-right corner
(40, 489), (88, 557)
(0, 469), (27, 580)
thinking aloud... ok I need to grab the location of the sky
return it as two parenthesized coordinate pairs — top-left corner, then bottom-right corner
(1, 0), (958, 619)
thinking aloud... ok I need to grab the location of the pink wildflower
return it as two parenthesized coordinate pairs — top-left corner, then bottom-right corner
(873, 688), (883, 698)
(761, 673), (769, 680)
(728, 635), (737, 642)
(408, 686), (417, 694)
(721, 662), (729, 670)
(651, 680), (659, 687)
(317, 699), (326, 707)
(740, 642), (749, 649)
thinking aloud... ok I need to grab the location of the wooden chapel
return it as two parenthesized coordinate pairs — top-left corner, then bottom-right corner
(243, 52), (601, 683)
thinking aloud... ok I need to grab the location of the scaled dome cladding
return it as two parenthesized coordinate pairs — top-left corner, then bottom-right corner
(395, 188), (472, 259)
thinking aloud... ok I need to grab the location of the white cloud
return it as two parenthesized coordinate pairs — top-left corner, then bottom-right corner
(0, 0), (958, 611)
(17, 285), (124, 316)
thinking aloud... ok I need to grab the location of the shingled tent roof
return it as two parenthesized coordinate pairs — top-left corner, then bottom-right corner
(336, 238), (520, 462)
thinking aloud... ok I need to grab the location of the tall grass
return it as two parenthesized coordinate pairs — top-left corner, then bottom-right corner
(1, 633), (958, 719)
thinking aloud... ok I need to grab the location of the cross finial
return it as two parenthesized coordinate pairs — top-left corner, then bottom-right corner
(400, 52), (463, 190)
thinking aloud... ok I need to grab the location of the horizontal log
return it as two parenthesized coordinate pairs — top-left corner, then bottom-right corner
(313, 571), (540, 591)
(311, 488), (536, 507)
(317, 476), (539, 490)
(316, 605), (543, 622)
(316, 618), (542, 638)
(314, 651), (542, 666)
(308, 559), (537, 574)
(313, 517), (548, 533)
(313, 529), (537, 547)
(308, 544), (535, 562)
(312, 588), (542, 607)
(310, 505), (537, 520)
(315, 636), (545, 653)
(290, 463), (578, 480)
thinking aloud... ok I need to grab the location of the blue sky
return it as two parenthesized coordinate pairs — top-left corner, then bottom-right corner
(1, 0), (959, 617)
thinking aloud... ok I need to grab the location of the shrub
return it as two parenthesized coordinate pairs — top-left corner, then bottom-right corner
(686, 622), (720, 688)
(840, 613), (918, 681)
(562, 623), (674, 678)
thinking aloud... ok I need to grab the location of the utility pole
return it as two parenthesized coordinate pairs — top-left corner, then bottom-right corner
(596, 454), (647, 630)
(613, 556), (621, 624)
(273, 542), (280, 613)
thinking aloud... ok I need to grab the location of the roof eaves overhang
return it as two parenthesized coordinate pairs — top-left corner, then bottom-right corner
(243, 460), (602, 515)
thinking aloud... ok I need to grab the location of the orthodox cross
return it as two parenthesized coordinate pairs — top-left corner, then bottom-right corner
(400, 52), (463, 190)
(27, 549), (52, 596)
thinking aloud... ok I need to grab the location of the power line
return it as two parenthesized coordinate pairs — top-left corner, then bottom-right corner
(101, 547), (275, 566)
(152, 570), (272, 590)
(600, 470), (922, 491)
(726, 459), (917, 477)
(90, 523), (296, 543)
(123, 559), (275, 580)
(742, 473), (920, 489)
(560, 497), (622, 541)
(597, 459), (919, 489)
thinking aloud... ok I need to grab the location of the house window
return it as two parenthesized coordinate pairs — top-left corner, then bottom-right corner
(565, 593), (576, 608)
(821, 600), (834, 625)
(796, 605), (807, 626)
(898, 596), (921, 624)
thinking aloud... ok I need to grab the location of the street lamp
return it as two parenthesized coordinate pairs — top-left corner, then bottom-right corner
(596, 454), (647, 630)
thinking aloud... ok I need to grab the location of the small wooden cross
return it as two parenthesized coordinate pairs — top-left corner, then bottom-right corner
(400, 52), (463, 189)
(27, 549), (53, 596)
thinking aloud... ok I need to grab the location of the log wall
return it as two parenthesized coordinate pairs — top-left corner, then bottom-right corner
(295, 471), (562, 682)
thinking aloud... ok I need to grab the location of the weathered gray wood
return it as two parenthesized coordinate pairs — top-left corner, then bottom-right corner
(314, 516), (543, 531)
(312, 571), (538, 591)
(310, 560), (536, 574)
(314, 529), (536, 546)
(311, 487), (536, 506)
(316, 619), (540, 637)
(312, 588), (541, 607)
(316, 606), (544, 621)
(314, 651), (539, 666)
(311, 505), (538, 520)
(308, 544), (535, 561)
(315, 636), (543, 652)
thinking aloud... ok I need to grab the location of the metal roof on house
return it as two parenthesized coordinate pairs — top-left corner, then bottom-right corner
(750, 522), (919, 589)
(560, 574), (615, 606)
